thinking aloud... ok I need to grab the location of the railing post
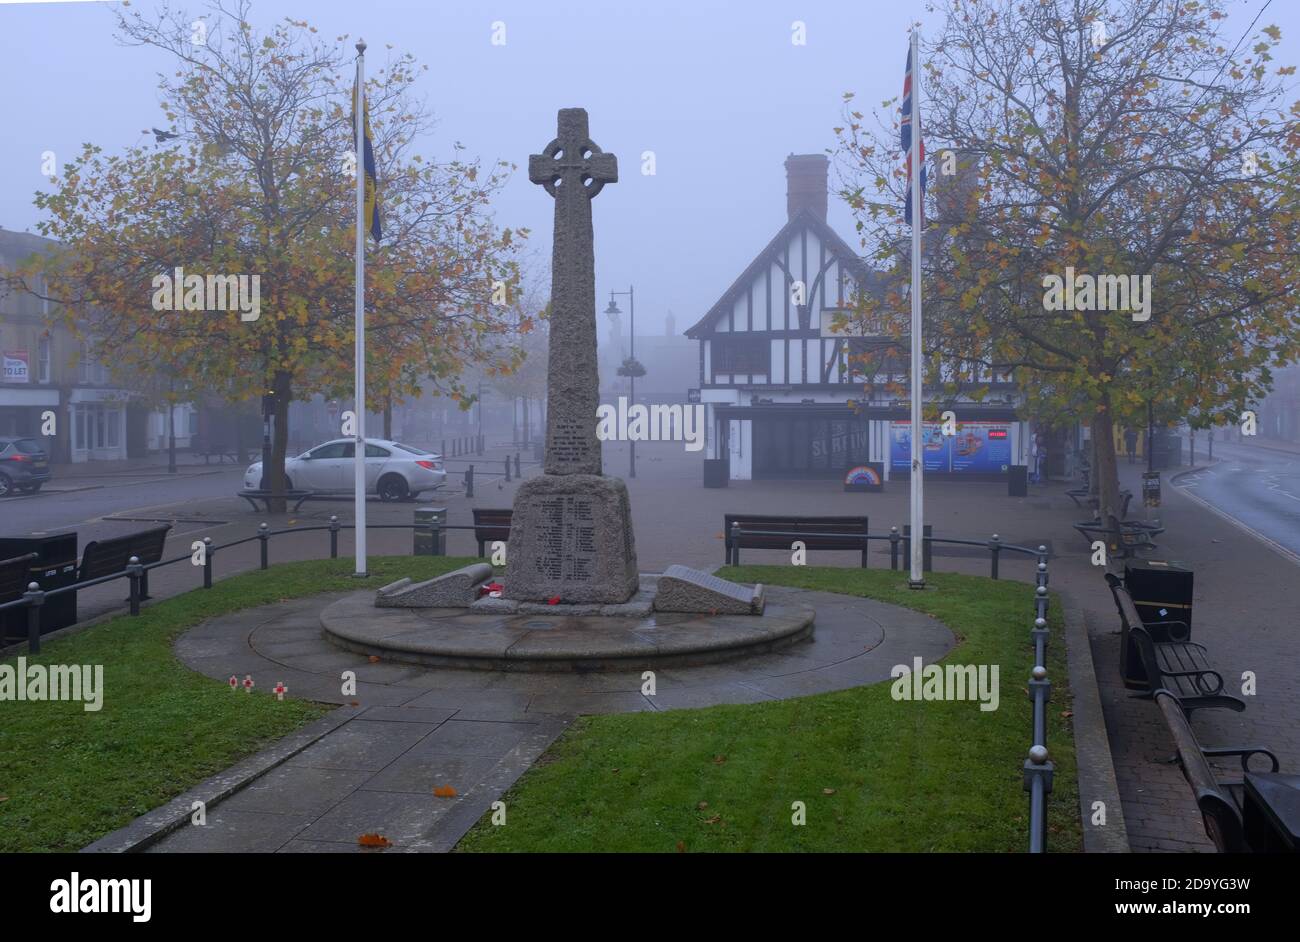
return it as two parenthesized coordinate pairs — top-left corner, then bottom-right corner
(258, 522), (269, 570)
(329, 516), (340, 559)
(1032, 616), (1049, 667)
(1037, 544), (1049, 568)
(1024, 744), (1054, 854)
(504, 457), (512, 483)
(1029, 664), (1051, 748)
(23, 582), (43, 654)
(729, 522), (741, 566)
(514, 452), (521, 478)
(127, 556), (143, 616)
(465, 465), (475, 499)
(889, 526), (900, 570)
(202, 537), (214, 589)
(1035, 584), (1049, 622)
(1036, 561), (1049, 588)
(988, 533), (1001, 580)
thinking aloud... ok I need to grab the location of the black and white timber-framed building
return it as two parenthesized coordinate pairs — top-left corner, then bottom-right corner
(686, 154), (1029, 482)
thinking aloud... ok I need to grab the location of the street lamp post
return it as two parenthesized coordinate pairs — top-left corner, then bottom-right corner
(605, 286), (636, 479)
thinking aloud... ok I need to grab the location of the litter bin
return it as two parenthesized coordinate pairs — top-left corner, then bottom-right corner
(0, 532), (79, 638)
(413, 507), (447, 556)
(1008, 464), (1029, 497)
(703, 458), (729, 488)
(1122, 559), (1194, 686)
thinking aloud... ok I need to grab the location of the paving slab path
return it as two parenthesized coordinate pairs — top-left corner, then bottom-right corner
(131, 584), (953, 853)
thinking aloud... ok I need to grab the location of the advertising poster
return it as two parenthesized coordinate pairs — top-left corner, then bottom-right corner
(3, 350), (30, 383)
(891, 421), (1012, 473)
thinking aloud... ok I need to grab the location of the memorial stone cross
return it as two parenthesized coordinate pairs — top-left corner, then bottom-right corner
(528, 108), (617, 476)
(504, 108), (639, 605)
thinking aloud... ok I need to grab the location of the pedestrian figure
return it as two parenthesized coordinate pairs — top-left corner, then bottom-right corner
(1124, 427), (1138, 464)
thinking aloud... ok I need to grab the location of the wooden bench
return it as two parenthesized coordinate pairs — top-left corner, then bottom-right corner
(79, 525), (172, 601)
(1154, 688), (1279, 853)
(472, 508), (513, 557)
(237, 489), (313, 512)
(1105, 572), (1244, 715)
(191, 436), (239, 465)
(1067, 488), (1132, 518)
(723, 514), (870, 567)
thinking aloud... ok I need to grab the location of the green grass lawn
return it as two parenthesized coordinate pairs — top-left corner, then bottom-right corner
(458, 566), (1081, 852)
(0, 555), (478, 853)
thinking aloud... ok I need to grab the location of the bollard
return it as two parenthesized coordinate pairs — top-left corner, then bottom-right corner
(127, 556), (143, 616)
(1024, 745), (1055, 854)
(504, 457), (512, 483)
(889, 526), (900, 570)
(203, 537), (214, 589)
(514, 452), (521, 478)
(258, 523), (270, 570)
(729, 522), (741, 565)
(23, 582), (44, 654)
(988, 534), (1002, 580)
(441, 439), (446, 458)
(477, 434), (484, 456)
(329, 516), (340, 559)
(465, 465), (475, 499)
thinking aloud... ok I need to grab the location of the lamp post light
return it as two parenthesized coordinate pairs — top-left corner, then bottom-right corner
(605, 286), (636, 479)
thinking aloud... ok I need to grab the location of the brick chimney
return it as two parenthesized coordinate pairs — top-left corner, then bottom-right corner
(785, 154), (829, 222)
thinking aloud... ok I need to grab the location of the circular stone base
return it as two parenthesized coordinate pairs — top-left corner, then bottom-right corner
(320, 590), (815, 672)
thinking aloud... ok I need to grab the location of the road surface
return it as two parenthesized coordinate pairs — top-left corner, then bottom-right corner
(1173, 439), (1300, 561)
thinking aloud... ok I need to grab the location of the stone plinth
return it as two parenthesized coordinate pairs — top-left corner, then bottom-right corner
(503, 473), (638, 604)
(375, 563), (494, 609)
(654, 565), (766, 615)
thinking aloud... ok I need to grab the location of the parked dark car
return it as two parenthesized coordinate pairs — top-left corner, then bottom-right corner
(0, 437), (53, 497)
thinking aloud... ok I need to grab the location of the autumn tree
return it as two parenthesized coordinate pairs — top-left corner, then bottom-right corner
(836, 0), (1300, 534)
(11, 0), (524, 508)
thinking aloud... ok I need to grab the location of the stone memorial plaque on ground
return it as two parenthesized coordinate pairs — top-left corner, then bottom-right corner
(653, 565), (765, 615)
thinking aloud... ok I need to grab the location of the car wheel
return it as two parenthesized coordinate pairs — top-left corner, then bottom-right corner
(378, 474), (409, 502)
(0, 473), (11, 497)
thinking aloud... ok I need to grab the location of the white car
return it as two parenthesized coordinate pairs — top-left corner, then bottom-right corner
(244, 438), (446, 501)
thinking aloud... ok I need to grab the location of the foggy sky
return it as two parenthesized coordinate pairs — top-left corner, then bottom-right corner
(2, 0), (1295, 339)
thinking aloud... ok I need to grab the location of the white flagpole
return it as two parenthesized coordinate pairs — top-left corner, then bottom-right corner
(353, 40), (368, 577)
(908, 27), (925, 588)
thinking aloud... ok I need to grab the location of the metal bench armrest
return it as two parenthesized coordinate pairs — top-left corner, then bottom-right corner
(1202, 746), (1280, 774)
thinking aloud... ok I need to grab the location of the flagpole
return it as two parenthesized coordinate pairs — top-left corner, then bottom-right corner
(908, 27), (925, 589)
(353, 39), (368, 578)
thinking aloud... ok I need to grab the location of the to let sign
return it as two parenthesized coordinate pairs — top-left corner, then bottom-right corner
(3, 350), (29, 383)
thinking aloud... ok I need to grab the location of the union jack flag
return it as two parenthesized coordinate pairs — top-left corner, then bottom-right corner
(901, 45), (926, 227)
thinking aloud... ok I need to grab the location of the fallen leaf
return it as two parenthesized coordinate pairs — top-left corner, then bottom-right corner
(368, 655), (381, 663)
(712, 755), (726, 764)
(703, 814), (722, 825)
(611, 768), (620, 774)
(675, 840), (686, 853)
(358, 833), (391, 848)
(349, 700), (360, 706)
(0, 795), (8, 803)
(823, 788), (836, 795)
(696, 801), (708, 810)
(1060, 710), (1073, 718)
(433, 785), (457, 798)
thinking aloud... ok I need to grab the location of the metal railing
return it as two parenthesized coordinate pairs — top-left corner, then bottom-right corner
(725, 523), (1041, 577)
(0, 515), (483, 655)
(1025, 547), (1055, 853)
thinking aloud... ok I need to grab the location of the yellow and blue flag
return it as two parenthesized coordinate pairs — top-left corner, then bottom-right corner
(352, 74), (382, 242)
